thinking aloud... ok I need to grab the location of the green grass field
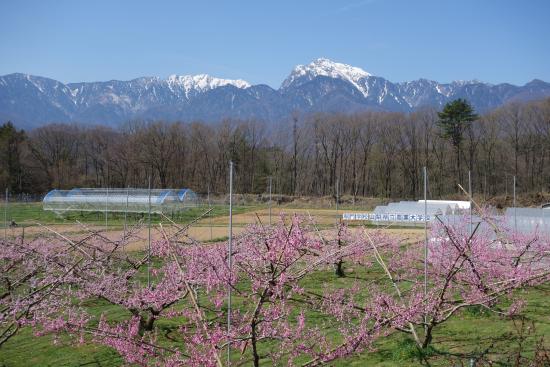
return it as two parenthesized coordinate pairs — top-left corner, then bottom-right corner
(1, 202), (257, 228)
(1, 203), (549, 366)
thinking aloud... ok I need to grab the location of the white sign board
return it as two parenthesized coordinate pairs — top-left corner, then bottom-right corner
(342, 213), (432, 222)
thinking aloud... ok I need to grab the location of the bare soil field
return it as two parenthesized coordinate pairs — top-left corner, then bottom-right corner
(4, 206), (424, 251)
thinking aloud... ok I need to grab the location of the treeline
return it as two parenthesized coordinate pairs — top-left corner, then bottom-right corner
(1, 97), (550, 200)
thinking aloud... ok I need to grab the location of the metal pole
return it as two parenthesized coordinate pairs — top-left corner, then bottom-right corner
(543, 204), (546, 236)
(469, 170), (472, 235)
(268, 177), (272, 226)
(4, 188), (7, 241)
(124, 185), (129, 245)
(208, 183), (212, 241)
(423, 166), (428, 330)
(277, 175), (281, 210)
(227, 161), (234, 365)
(335, 179), (339, 224)
(147, 176), (152, 288)
(105, 179), (109, 232)
(484, 173), (487, 201)
(543, 204), (550, 236)
(513, 175), (517, 231)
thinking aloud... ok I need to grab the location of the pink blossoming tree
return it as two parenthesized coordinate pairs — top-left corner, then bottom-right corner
(1, 211), (550, 366)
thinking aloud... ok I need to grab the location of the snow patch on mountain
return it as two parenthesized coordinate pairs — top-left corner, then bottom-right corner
(26, 75), (45, 93)
(281, 58), (372, 96)
(166, 74), (250, 97)
(451, 79), (482, 87)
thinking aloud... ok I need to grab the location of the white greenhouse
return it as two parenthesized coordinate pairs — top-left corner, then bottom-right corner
(374, 201), (455, 216)
(504, 207), (550, 235)
(43, 188), (198, 214)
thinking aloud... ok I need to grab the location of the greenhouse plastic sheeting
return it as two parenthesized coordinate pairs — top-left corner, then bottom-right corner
(436, 212), (550, 238)
(43, 188), (198, 214)
(504, 207), (550, 235)
(374, 201), (454, 217)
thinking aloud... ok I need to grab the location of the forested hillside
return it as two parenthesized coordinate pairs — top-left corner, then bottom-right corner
(2, 97), (549, 199)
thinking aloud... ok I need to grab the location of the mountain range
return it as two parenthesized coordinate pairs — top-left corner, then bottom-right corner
(1, 58), (550, 129)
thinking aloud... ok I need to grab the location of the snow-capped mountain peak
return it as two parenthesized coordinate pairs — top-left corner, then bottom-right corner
(450, 79), (483, 87)
(281, 58), (372, 96)
(2, 62), (550, 130)
(166, 74), (250, 96)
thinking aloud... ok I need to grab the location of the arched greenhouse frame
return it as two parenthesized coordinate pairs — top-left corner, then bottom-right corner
(43, 188), (198, 215)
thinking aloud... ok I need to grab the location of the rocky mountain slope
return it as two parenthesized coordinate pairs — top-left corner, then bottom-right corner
(1, 58), (549, 128)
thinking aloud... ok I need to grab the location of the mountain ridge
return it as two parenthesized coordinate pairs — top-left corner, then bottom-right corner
(1, 58), (549, 129)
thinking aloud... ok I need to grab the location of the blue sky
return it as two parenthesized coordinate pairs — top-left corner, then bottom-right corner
(1, 0), (549, 87)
